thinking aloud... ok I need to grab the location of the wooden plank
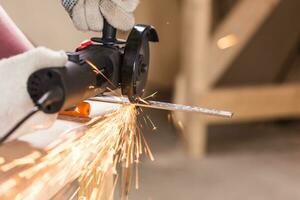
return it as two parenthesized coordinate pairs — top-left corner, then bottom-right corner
(181, 0), (212, 93)
(198, 84), (300, 123)
(180, 0), (213, 158)
(174, 83), (300, 158)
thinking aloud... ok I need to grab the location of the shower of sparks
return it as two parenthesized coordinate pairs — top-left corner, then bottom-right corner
(0, 105), (151, 200)
(0, 58), (233, 199)
(86, 60), (118, 91)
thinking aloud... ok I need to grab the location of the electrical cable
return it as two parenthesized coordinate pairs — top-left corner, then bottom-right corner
(0, 107), (39, 144)
(0, 87), (64, 144)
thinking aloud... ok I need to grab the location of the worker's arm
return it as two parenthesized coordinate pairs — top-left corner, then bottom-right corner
(0, 6), (33, 58)
(0, 6), (68, 141)
(61, 0), (139, 32)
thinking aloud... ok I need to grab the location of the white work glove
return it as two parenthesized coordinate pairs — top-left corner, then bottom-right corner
(0, 47), (68, 141)
(61, 0), (139, 32)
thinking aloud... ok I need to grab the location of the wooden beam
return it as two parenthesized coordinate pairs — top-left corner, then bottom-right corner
(198, 84), (300, 123)
(180, 0), (213, 158)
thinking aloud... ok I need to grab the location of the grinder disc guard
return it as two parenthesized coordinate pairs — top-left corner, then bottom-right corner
(121, 25), (159, 102)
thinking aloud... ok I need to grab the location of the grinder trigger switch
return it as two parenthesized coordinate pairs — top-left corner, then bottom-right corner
(77, 40), (93, 51)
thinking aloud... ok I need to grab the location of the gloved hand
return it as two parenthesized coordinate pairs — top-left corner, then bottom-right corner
(0, 47), (68, 141)
(61, 0), (139, 32)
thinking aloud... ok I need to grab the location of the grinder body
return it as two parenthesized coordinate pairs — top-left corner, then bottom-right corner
(27, 23), (159, 114)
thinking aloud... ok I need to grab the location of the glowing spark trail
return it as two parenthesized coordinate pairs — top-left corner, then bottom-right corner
(0, 105), (147, 200)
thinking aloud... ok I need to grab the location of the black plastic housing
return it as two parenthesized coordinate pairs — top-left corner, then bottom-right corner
(27, 44), (122, 113)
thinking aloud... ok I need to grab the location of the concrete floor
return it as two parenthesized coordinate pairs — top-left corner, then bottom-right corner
(124, 108), (300, 200)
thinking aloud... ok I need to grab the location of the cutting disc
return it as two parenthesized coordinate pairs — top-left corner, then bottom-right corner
(121, 25), (159, 102)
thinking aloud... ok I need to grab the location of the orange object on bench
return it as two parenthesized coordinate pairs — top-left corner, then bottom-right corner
(59, 102), (91, 118)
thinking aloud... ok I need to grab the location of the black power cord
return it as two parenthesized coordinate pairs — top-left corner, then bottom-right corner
(0, 87), (64, 144)
(0, 107), (40, 144)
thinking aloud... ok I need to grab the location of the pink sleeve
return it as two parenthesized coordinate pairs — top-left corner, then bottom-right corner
(0, 6), (33, 59)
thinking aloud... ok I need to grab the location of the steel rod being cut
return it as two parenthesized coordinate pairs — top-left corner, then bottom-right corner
(90, 96), (233, 118)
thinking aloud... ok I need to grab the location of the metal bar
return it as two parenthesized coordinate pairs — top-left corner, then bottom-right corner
(89, 96), (233, 118)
